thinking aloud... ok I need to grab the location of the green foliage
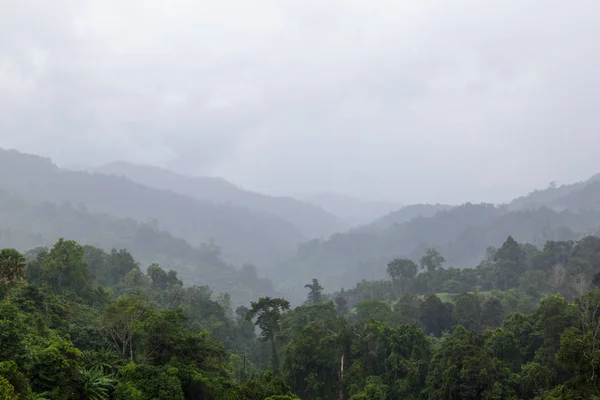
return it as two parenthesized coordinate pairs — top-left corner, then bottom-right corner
(0, 248), (27, 302)
(0, 376), (18, 400)
(4, 233), (600, 399)
(80, 368), (116, 400)
(42, 238), (89, 295)
(420, 248), (446, 271)
(29, 338), (84, 399)
(304, 278), (324, 304)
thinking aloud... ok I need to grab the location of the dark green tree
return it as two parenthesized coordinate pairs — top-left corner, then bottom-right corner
(420, 248), (446, 271)
(43, 238), (89, 294)
(494, 236), (526, 290)
(419, 294), (453, 336)
(453, 292), (481, 332)
(0, 248), (27, 302)
(387, 258), (418, 294)
(246, 297), (291, 372)
(304, 278), (324, 304)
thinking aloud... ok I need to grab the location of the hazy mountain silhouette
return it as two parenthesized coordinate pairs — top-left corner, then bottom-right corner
(0, 148), (305, 270)
(93, 161), (344, 238)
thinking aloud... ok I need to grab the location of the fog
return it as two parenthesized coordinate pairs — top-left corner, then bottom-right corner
(1, 0), (599, 204)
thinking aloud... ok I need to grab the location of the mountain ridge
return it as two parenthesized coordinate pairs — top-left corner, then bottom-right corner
(92, 161), (345, 238)
(0, 148), (306, 270)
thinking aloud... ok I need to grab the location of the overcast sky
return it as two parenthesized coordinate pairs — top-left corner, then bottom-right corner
(1, 0), (599, 204)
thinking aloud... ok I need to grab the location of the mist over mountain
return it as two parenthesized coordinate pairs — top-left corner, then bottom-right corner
(279, 174), (600, 293)
(507, 173), (600, 211)
(303, 193), (403, 227)
(4, 2), (600, 398)
(0, 148), (305, 270)
(91, 161), (345, 238)
(0, 189), (276, 305)
(354, 203), (454, 233)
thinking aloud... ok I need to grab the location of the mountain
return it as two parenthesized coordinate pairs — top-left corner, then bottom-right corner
(281, 195), (600, 292)
(354, 203), (454, 233)
(508, 173), (600, 211)
(0, 148), (305, 270)
(92, 161), (344, 239)
(0, 189), (276, 305)
(304, 193), (402, 227)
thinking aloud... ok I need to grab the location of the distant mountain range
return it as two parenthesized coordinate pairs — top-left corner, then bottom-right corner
(3, 146), (600, 303)
(0, 189), (277, 305)
(0, 148), (308, 271)
(92, 161), (346, 239)
(278, 174), (600, 293)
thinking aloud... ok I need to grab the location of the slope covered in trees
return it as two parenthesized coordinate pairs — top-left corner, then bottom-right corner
(4, 235), (600, 399)
(93, 161), (344, 238)
(508, 173), (600, 211)
(353, 203), (453, 233)
(0, 148), (305, 269)
(281, 203), (600, 292)
(0, 190), (276, 305)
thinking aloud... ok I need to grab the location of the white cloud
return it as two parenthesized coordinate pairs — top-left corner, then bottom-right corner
(1, 0), (599, 203)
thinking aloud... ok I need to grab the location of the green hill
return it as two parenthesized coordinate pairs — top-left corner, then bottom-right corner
(0, 148), (305, 270)
(0, 189), (276, 305)
(280, 202), (600, 292)
(94, 161), (345, 238)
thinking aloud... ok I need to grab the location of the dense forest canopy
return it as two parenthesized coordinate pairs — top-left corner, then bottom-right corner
(3, 234), (600, 399)
(0, 148), (306, 271)
(3, 148), (600, 398)
(92, 161), (345, 239)
(3, 148), (600, 303)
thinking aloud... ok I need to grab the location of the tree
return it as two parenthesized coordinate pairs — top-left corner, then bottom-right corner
(147, 263), (169, 290)
(481, 297), (504, 329)
(420, 248), (445, 271)
(453, 292), (481, 332)
(42, 238), (89, 294)
(147, 264), (181, 291)
(419, 294), (453, 336)
(0, 249), (27, 302)
(80, 368), (116, 400)
(494, 236), (526, 290)
(334, 296), (349, 316)
(107, 248), (138, 285)
(102, 296), (151, 361)
(246, 297), (291, 372)
(387, 258), (418, 294)
(304, 278), (324, 304)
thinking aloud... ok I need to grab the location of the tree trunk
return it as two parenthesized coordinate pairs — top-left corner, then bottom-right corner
(271, 339), (279, 374)
(339, 353), (345, 400)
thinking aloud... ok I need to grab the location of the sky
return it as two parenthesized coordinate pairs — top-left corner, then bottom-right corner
(1, 0), (599, 205)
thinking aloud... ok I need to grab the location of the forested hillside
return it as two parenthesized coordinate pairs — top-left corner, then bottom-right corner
(93, 161), (344, 238)
(508, 173), (600, 211)
(0, 148), (305, 269)
(281, 202), (600, 292)
(0, 190), (276, 305)
(3, 235), (600, 399)
(353, 203), (453, 233)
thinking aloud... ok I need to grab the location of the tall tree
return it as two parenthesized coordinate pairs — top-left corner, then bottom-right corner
(246, 297), (291, 372)
(419, 294), (453, 336)
(0, 249), (26, 302)
(304, 278), (324, 304)
(42, 238), (89, 294)
(494, 236), (526, 290)
(387, 258), (418, 294)
(420, 248), (446, 271)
